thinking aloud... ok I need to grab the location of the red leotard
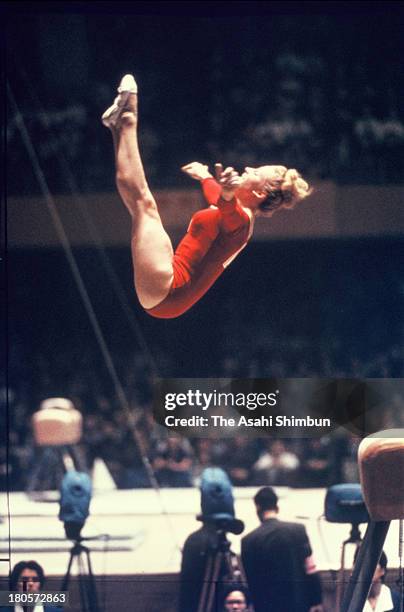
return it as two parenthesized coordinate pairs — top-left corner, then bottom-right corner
(146, 178), (253, 318)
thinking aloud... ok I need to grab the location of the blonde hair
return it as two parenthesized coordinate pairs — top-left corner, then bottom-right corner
(280, 168), (312, 208)
(261, 167), (312, 211)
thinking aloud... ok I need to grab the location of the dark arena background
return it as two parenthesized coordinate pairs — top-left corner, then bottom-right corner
(2, 2), (404, 611)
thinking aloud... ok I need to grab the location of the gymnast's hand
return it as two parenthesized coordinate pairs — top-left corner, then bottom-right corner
(181, 162), (213, 181)
(215, 163), (242, 201)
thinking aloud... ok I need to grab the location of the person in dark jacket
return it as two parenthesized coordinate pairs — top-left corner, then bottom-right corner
(241, 487), (323, 612)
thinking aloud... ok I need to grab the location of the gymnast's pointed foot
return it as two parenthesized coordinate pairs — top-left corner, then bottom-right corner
(101, 74), (138, 128)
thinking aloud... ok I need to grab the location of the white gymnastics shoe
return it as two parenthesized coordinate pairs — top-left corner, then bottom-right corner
(101, 74), (138, 127)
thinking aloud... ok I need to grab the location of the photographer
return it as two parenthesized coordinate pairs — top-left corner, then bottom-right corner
(178, 468), (244, 612)
(179, 520), (228, 612)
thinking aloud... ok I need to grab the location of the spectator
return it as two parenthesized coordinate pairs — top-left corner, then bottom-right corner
(298, 438), (332, 487)
(0, 560), (60, 612)
(353, 549), (401, 612)
(118, 428), (151, 489)
(221, 437), (260, 486)
(253, 439), (300, 485)
(152, 434), (194, 487)
(220, 585), (251, 611)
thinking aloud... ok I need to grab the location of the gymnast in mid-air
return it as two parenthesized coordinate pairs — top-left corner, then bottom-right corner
(102, 74), (311, 319)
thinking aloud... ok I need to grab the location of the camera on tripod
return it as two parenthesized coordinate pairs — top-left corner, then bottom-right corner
(325, 483), (369, 609)
(59, 470), (101, 612)
(194, 468), (246, 612)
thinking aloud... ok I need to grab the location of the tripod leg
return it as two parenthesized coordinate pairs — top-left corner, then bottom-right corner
(206, 551), (226, 612)
(61, 549), (75, 592)
(197, 555), (214, 612)
(84, 546), (101, 612)
(77, 554), (91, 612)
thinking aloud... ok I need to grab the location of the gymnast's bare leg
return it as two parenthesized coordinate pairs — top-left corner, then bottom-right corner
(102, 75), (174, 310)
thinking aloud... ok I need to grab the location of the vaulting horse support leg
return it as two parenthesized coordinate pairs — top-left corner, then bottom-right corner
(341, 429), (404, 612)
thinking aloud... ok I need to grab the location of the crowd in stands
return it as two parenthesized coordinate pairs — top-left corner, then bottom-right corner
(7, 14), (404, 196)
(3, 336), (404, 493)
(6, 236), (404, 494)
